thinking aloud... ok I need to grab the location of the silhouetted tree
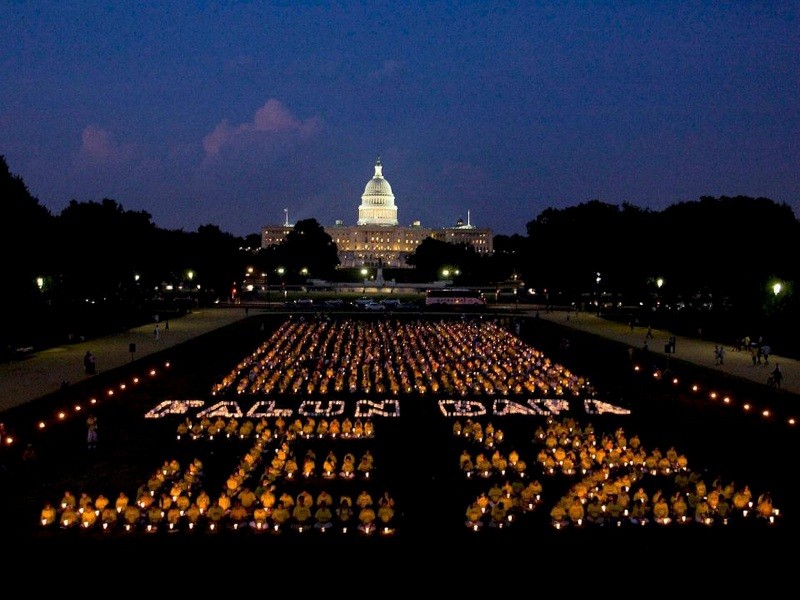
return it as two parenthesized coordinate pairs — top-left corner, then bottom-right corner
(270, 218), (339, 281)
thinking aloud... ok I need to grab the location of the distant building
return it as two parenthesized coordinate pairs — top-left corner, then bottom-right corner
(261, 157), (492, 268)
(431, 212), (493, 256)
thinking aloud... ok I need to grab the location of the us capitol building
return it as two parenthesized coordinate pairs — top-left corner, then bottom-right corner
(261, 157), (493, 268)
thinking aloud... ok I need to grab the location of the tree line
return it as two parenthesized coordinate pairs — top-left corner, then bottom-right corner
(2, 155), (798, 356)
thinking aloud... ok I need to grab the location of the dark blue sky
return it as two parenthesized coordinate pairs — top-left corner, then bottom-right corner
(2, 1), (798, 237)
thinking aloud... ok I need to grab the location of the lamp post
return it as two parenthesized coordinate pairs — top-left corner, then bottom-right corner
(277, 267), (286, 302)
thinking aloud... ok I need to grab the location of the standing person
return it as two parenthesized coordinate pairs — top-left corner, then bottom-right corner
(761, 345), (771, 365)
(771, 363), (783, 389)
(154, 323), (161, 341)
(164, 320), (169, 333)
(84, 351), (96, 374)
(86, 414), (98, 451)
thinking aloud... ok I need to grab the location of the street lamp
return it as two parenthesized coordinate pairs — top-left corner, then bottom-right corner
(277, 267), (286, 301)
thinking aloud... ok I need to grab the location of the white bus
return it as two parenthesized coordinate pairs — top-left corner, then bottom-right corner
(425, 288), (486, 309)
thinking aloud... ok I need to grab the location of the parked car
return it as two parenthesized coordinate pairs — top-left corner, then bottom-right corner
(353, 297), (375, 309)
(363, 301), (386, 311)
(290, 298), (314, 309)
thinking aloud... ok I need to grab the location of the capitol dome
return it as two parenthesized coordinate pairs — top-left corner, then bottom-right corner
(358, 156), (399, 226)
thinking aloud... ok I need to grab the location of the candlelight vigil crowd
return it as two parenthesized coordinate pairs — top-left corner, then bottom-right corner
(27, 315), (784, 544)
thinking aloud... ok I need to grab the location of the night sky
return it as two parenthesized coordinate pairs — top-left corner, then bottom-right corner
(2, 1), (798, 238)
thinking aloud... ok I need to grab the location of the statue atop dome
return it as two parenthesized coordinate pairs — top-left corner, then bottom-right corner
(357, 156), (399, 226)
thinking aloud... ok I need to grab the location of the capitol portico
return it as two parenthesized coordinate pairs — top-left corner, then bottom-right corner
(261, 156), (493, 269)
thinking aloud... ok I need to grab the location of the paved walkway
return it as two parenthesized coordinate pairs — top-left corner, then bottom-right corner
(1, 305), (797, 418)
(0, 307), (250, 414)
(531, 308), (799, 395)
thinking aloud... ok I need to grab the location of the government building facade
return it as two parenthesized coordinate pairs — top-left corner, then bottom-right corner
(261, 157), (493, 268)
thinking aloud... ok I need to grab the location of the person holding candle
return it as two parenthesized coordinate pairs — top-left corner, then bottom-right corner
(466, 500), (484, 528)
(336, 496), (354, 529)
(358, 503), (376, 533)
(314, 503), (333, 530)
(40, 501), (57, 527)
(60, 490), (77, 511)
(271, 501), (291, 531)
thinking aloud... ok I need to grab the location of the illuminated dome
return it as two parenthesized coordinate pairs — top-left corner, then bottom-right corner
(358, 156), (399, 226)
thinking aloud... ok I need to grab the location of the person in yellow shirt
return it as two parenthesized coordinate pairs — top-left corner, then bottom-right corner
(488, 482), (503, 505)
(147, 505), (164, 530)
(316, 490), (334, 508)
(94, 494), (109, 513)
(314, 504), (333, 530)
(186, 503), (201, 529)
(336, 496), (354, 531)
(195, 490), (211, 513)
(123, 504), (141, 530)
(166, 506), (182, 531)
(549, 501), (568, 528)
(322, 452), (337, 478)
(40, 502), (57, 527)
(520, 483), (539, 511)
(585, 497), (605, 526)
(357, 450), (374, 475)
(356, 490), (373, 509)
(175, 493), (191, 514)
(632, 486), (648, 505)
(252, 506), (269, 530)
(237, 487), (257, 512)
(206, 503), (226, 530)
(653, 497), (670, 524)
(60, 505), (79, 528)
(60, 491), (77, 511)
(630, 500), (649, 525)
(301, 455), (315, 478)
(606, 495), (624, 523)
(260, 485), (277, 512)
(567, 496), (585, 526)
(293, 501), (313, 530)
(229, 501), (249, 529)
(271, 502), (291, 531)
(466, 500), (484, 529)
(216, 492), (231, 513)
(358, 505), (376, 534)
(671, 492), (689, 523)
(341, 418), (353, 437)
(459, 449), (472, 470)
(756, 492), (774, 520)
(489, 501), (508, 528)
(101, 506), (118, 530)
(733, 485), (753, 514)
(114, 491), (129, 514)
(377, 501), (395, 527)
(694, 499), (711, 524)
(80, 503), (98, 529)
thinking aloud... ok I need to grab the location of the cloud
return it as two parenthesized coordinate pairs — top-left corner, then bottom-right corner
(78, 125), (137, 163)
(369, 60), (407, 80)
(202, 99), (322, 158)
